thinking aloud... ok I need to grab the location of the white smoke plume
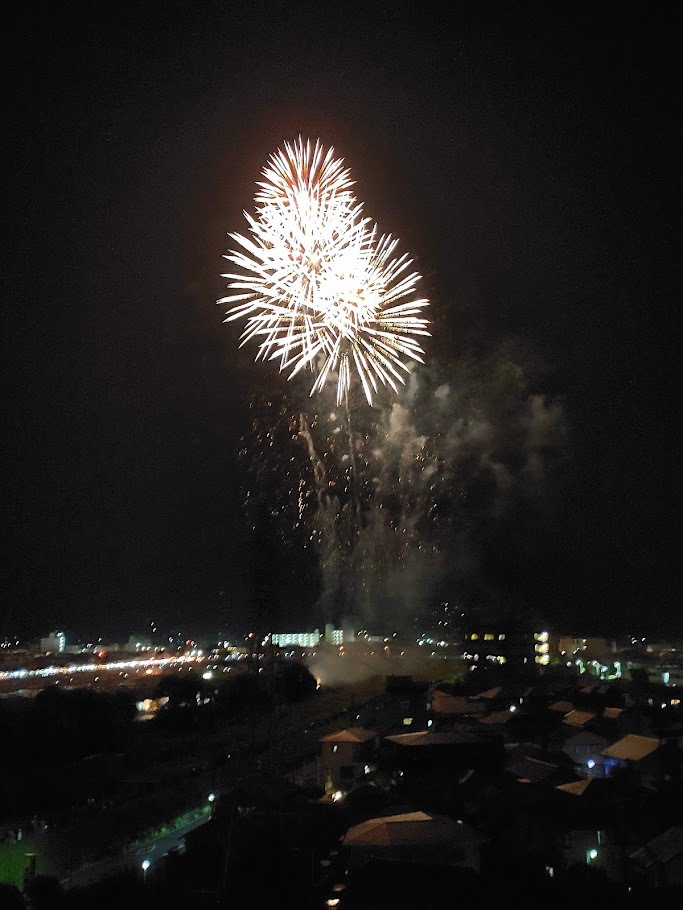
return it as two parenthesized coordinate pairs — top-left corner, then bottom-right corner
(240, 345), (568, 632)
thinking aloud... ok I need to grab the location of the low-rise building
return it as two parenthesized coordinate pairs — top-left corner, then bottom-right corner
(342, 811), (486, 873)
(560, 729), (611, 777)
(602, 733), (661, 787)
(630, 826), (683, 888)
(318, 727), (379, 792)
(40, 631), (65, 654)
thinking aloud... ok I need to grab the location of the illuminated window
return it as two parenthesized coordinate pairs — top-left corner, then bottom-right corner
(484, 634), (494, 641)
(403, 717), (413, 726)
(333, 745), (338, 753)
(470, 634), (479, 641)
(498, 634), (505, 641)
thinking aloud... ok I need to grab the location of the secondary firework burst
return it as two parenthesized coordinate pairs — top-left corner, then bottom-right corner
(219, 137), (430, 404)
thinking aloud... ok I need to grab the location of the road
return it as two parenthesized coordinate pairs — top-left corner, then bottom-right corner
(35, 685), (375, 891)
(60, 810), (211, 889)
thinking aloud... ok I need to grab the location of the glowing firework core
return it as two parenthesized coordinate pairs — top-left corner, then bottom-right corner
(219, 138), (430, 404)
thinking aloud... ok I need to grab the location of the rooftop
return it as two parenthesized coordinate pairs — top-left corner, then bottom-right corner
(431, 690), (484, 715)
(343, 811), (483, 848)
(320, 727), (377, 744)
(603, 707), (624, 719)
(549, 700), (575, 713)
(472, 686), (503, 700)
(631, 827), (683, 867)
(506, 755), (562, 784)
(479, 710), (514, 725)
(563, 710), (596, 728)
(385, 730), (481, 748)
(556, 779), (592, 797)
(602, 734), (659, 762)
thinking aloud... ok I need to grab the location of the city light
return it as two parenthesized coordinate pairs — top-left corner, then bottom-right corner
(0, 653), (207, 683)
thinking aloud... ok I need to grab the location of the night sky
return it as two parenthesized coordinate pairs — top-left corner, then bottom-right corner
(3, 3), (678, 640)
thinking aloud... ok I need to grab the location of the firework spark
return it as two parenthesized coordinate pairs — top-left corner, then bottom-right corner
(219, 138), (430, 404)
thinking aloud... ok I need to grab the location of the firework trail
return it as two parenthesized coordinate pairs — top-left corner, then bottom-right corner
(297, 412), (349, 621)
(219, 137), (430, 405)
(239, 356), (566, 630)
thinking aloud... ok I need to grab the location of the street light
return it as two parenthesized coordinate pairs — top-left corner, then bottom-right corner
(141, 859), (151, 882)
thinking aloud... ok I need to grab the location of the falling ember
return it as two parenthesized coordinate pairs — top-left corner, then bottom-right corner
(219, 137), (430, 404)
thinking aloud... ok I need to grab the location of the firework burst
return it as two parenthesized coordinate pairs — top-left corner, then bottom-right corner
(219, 138), (430, 404)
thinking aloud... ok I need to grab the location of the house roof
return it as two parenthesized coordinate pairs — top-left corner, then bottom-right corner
(561, 729), (610, 748)
(603, 707), (623, 719)
(320, 727), (377, 744)
(479, 710), (514, 725)
(506, 755), (560, 784)
(385, 730), (480, 747)
(472, 686), (503, 700)
(602, 734), (659, 762)
(563, 710), (596, 728)
(631, 827), (683, 868)
(342, 811), (482, 848)
(431, 690), (484, 715)
(556, 779), (592, 796)
(549, 700), (575, 713)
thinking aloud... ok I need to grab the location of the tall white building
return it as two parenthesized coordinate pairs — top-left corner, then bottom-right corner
(40, 631), (66, 654)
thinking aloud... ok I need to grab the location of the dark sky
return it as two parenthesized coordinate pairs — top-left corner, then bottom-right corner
(3, 2), (679, 640)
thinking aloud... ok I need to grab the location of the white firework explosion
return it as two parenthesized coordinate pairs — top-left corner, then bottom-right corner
(219, 137), (430, 404)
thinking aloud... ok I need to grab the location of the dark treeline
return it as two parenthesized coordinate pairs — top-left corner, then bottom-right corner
(0, 661), (317, 820)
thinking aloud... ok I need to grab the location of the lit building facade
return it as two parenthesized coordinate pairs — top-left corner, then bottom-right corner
(270, 625), (353, 648)
(318, 727), (379, 791)
(270, 629), (321, 648)
(462, 627), (548, 669)
(40, 631), (65, 654)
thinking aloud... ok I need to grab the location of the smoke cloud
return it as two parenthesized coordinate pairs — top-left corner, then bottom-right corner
(240, 344), (568, 633)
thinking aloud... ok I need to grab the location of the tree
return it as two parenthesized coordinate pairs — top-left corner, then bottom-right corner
(154, 672), (212, 709)
(24, 875), (68, 910)
(0, 883), (26, 910)
(277, 661), (317, 702)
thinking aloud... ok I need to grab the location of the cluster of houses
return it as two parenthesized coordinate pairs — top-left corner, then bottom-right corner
(310, 673), (682, 890)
